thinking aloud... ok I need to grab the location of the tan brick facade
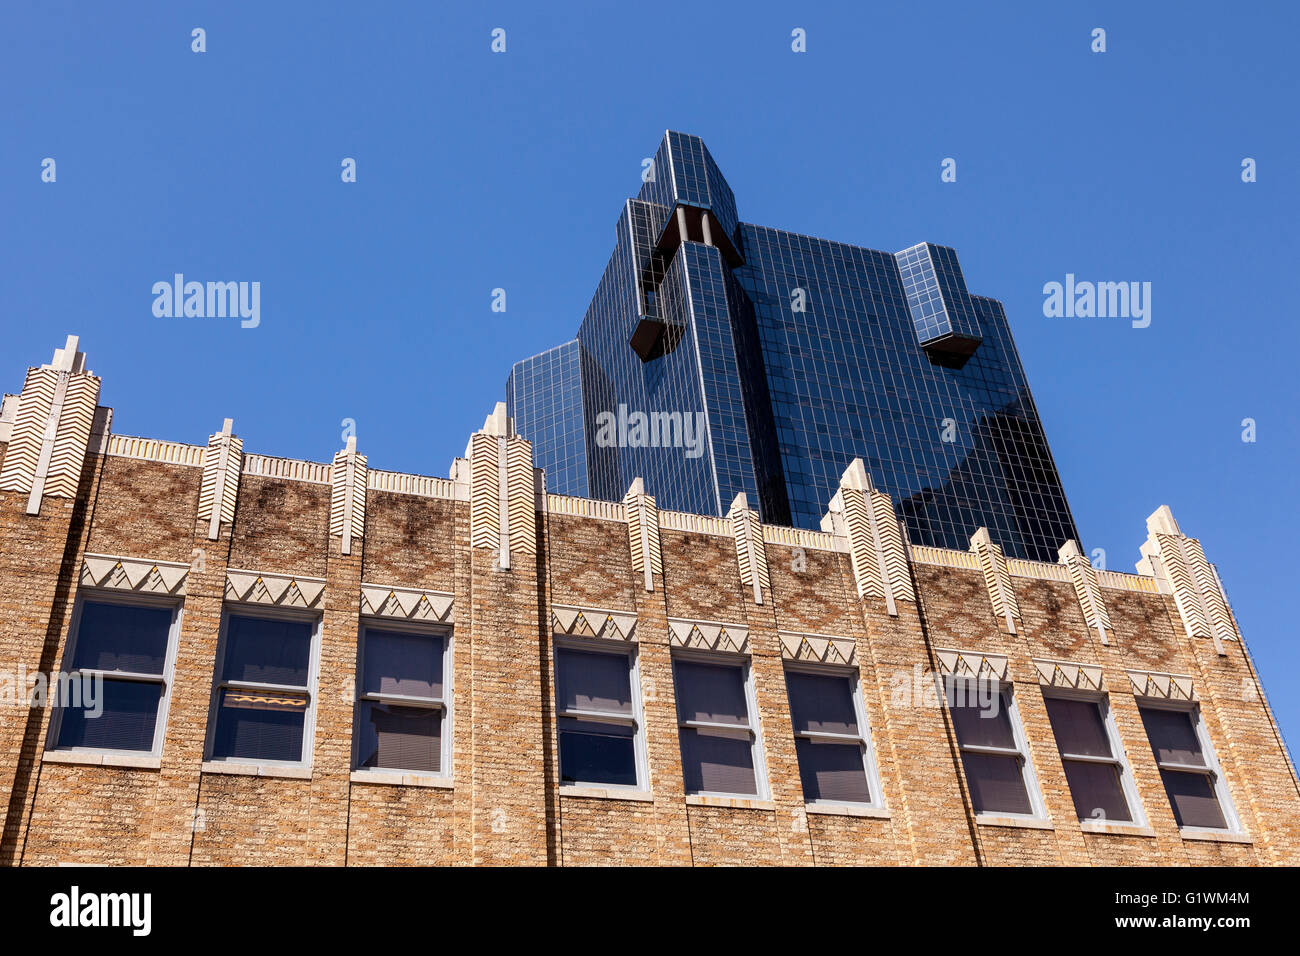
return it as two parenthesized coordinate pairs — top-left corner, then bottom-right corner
(0, 339), (1296, 866)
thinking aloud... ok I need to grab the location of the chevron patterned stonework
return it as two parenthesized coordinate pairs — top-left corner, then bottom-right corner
(198, 419), (242, 541)
(779, 630), (855, 666)
(821, 459), (913, 615)
(1138, 506), (1237, 656)
(1058, 539), (1112, 645)
(225, 569), (326, 609)
(0, 337), (1296, 868)
(0, 337), (102, 514)
(728, 493), (770, 605)
(80, 554), (189, 596)
(970, 526), (1021, 635)
(359, 584), (454, 623)
(552, 604), (637, 642)
(622, 477), (662, 592)
(330, 439), (367, 556)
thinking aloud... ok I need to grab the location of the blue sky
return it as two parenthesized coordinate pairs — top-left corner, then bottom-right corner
(3, 2), (1298, 751)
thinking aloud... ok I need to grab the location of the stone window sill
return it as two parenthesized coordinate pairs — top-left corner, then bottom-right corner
(685, 794), (775, 811)
(806, 803), (891, 819)
(1080, 819), (1156, 837)
(201, 760), (312, 780)
(975, 814), (1054, 831)
(350, 769), (453, 789)
(1179, 827), (1252, 844)
(559, 785), (654, 803)
(42, 750), (161, 770)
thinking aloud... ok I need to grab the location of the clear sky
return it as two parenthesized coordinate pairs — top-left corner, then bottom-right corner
(3, 2), (1297, 753)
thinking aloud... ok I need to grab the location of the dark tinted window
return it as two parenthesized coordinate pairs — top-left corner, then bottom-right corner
(211, 687), (307, 762)
(1139, 705), (1227, 829)
(56, 679), (163, 752)
(357, 702), (442, 773)
(362, 629), (443, 699)
(72, 602), (171, 674)
(680, 728), (757, 796)
(786, 671), (859, 736)
(674, 660), (748, 725)
(556, 648), (632, 715)
(786, 669), (871, 804)
(559, 719), (636, 787)
(554, 647), (637, 787)
(222, 615), (311, 686)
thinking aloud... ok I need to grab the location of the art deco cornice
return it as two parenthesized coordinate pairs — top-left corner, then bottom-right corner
(667, 618), (749, 654)
(359, 583), (454, 623)
(225, 569), (325, 609)
(779, 630), (855, 666)
(552, 604), (638, 642)
(81, 553), (189, 596)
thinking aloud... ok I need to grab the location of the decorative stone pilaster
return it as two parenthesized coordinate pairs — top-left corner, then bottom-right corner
(623, 477), (662, 592)
(468, 403), (536, 571)
(1058, 539), (1111, 645)
(330, 437), (367, 556)
(1137, 506), (1235, 656)
(728, 493), (769, 605)
(0, 336), (102, 515)
(197, 419), (242, 540)
(970, 527), (1020, 634)
(821, 458), (913, 616)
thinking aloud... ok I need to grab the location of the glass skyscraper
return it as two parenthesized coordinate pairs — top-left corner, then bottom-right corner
(507, 131), (1080, 562)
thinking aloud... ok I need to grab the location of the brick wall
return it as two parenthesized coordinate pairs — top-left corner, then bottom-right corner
(0, 355), (1296, 867)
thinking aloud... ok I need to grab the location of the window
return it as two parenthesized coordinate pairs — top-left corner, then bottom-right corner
(553, 642), (644, 789)
(1043, 694), (1139, 824)
(673, 656), (765, 797)
(946, 676), (1042, 817)
(51, 596), (180, 754)
(785, 666), (880, 806)
(1138, 704), (1236, 831)
(355, 624), (449, 775)
(208, 611), (318, 765)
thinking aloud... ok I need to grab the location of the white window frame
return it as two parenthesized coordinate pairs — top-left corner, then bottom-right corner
(672, 648), (769, 800)
(1042, 689), (1147, 828)
(46, 590), (183, 758)
(352, 617), (453, 780)
(552, 635), (648, 792)
(784, 661), (885, 810)
(945, 675), (1047, 821)
(204, 604), (321, 769)
(1137, 699), (1241, 835)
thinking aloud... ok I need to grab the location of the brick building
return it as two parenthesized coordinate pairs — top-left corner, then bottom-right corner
(0, 337), (1296, 866)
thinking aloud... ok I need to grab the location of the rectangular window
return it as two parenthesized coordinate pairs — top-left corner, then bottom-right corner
(1043, 694), (1138, 824)
(208, 611), (317, 765)
(784, 667), (879, 806)
(554, 642), (643, 789)
(52, 597), (180, 754)
(1138, 704), (1235, 831)
(355, 624), (449, 775)
(946, 676), (1041, 817)
(674, 656), (764, 797)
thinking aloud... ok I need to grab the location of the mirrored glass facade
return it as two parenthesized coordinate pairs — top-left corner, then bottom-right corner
(506, 132), (1080, 561)
(505, 340), (589, 498)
